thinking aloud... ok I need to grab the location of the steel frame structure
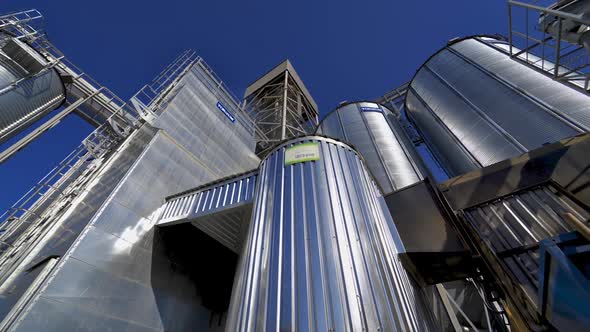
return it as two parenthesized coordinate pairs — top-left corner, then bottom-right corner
(0, 9), (140, 164)
(376, 82), (428, 147)
(375, 82), (409, 117)
(507, 0), (590, 94)
(0, 10), (146, 275)
(243, 62), (319, 157)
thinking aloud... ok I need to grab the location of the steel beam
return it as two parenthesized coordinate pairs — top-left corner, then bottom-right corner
(281, 71), (289, 140)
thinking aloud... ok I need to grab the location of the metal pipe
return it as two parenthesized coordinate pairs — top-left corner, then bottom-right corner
(281, 71), (289, 140)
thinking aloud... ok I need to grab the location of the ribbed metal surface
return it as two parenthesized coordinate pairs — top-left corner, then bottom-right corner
(463, 185), (589, 302)
(160, 171), (257, 224)
(159, 171), (257, 252)
(0, 53), (19, 87)
(406, 36), (590, 177)
(316, 102), (425, 194)
(0, 37), (65, 144)
(227, 136), (439, 331)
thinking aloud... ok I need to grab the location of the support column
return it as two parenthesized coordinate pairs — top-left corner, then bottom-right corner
(280, 71), (289, 140)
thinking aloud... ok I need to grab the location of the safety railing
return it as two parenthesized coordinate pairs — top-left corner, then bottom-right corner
(0, 109), (126, 245)
(507, 0), (590, 93)
(1, 9), (141, 130)
(0, 9), (44, 42)
(129, 50), (265, 140)
(130, 50), (199, 123)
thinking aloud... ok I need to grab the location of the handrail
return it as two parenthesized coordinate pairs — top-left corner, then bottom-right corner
(509, 1), (590, 27)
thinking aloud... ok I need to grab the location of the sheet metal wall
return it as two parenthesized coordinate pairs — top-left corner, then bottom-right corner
(9, 59), (260, 331)
(0, 126), (157, 323)
(226, 136), (440, 331)
(154, 64), (259, 177)
(0, 37), (65, 144)
(462, 185), (589, 305)
(406, 36), (590, 177)
(316, 102), (425, 194)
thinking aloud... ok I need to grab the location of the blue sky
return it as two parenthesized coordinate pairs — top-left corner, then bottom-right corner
(0, 0), (508, 212)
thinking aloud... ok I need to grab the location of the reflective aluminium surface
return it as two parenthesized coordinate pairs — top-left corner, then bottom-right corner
(316, 101), (425, 194)
(0, 36), (65, 144)
(8, 57), (260, 331)
(0, 126), (157, 324)
(406, 36), (590, 177)
(153, 63), (260, 177)
(226, 136), (440, 331)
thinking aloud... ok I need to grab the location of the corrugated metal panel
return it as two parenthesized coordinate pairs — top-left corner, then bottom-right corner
(227, 136), (440, 331)
(192, 207), (250, 254)
(405, 89), (481, 176)
(158, 171), (257, 252)
(463, 185), (589, 302)
(433, 47), (579, 148)
(159, 171), (257, 224)
(0, 65), (64, 144)
(407, 36), (590, 177)
(317, 102), (425, 194)
(453, 38), (590, 131)
(0, 35), (65, 144)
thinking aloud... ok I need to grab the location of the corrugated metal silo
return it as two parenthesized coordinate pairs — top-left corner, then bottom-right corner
(226, 136), (440, 331)
(0, 36), (65, 143)
(316, 101), (426, 194)
(406, 36), (590, 177)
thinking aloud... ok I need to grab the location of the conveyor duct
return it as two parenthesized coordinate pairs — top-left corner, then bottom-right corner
(158, 171), (258, 253)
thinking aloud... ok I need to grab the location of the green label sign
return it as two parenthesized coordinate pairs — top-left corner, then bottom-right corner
(285, 142), (320, 166)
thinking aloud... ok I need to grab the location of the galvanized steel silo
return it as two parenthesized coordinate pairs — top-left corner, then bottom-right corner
(226, 136), (439, 331)
(406, 36), (590, 177)
(316, 101), (426, 194)
(0, 35), (65, 143)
